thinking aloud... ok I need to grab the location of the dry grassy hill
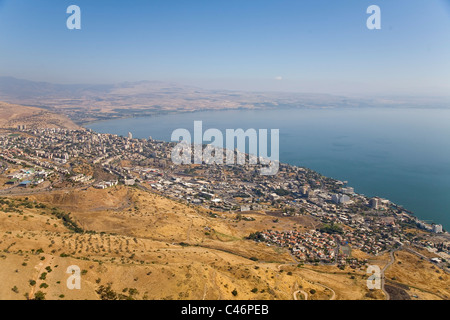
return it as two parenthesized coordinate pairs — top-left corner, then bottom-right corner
(384, 250), (449, 300)
(0, 101), (80, 130)
(0, 185), (388, 300)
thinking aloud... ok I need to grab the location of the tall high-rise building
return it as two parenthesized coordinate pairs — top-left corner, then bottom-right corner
(369, 198), (381, 209)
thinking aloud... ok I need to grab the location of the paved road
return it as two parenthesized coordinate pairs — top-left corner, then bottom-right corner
(404, 246), (450, 274)
(0, 181), (95, 197)
(381, 250), (396, 300)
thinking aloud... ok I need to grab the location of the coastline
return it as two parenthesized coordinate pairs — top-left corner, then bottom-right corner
(84, 108), (450, 232)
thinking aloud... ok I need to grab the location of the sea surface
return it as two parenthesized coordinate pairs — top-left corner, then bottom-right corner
(87, 107), (450, 230)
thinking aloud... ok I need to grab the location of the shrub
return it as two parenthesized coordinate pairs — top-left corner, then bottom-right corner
(34, 291), (46, 300)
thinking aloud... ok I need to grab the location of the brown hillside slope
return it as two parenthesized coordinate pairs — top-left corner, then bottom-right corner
(0, 186), (380, 300)
(0, 101), (79, 130)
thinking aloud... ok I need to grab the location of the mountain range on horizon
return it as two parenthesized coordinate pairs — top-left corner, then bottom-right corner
(0, 76), (449, 125)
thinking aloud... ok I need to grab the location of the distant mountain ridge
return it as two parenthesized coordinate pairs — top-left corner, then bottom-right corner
(0, 76), (355, 124)
(0, 76), (448, 125)
(0, 77), (202, 99)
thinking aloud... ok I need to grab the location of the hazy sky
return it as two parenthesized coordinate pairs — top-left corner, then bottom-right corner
(0, 0), (449, 96)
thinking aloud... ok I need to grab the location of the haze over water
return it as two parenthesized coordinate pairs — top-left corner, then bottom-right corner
(87, 107), (450, 230)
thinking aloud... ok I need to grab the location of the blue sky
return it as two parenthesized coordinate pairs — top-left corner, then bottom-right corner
(0, 0), (449, 96)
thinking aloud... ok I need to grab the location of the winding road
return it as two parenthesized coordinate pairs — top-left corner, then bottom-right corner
(293, 289), (308, 300)
(381, 249), (397, 300)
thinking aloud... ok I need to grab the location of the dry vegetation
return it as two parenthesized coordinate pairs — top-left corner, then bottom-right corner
(385, 250), (449, 300)
(0, 185), (446, 300)
(0, 101), (79, 130)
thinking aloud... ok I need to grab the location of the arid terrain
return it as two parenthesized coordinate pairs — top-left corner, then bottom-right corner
(0, 101), (79, 130)
(0, 185), (447, 300)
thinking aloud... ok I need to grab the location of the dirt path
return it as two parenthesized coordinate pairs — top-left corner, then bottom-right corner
(293, 290), (308, 300)
(212, 270), (222, 300)
(29, 254), (54, 300)
(202, 283), (208, 300)
(293, 282), (309, 301)
(316, 282), (336, 300)
(186, 218), (193, 242)
(279, 262), (336, 300)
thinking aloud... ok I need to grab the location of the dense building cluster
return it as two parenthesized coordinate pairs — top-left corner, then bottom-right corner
(0, 127), (448, 267)
(261, 230), (338, 262)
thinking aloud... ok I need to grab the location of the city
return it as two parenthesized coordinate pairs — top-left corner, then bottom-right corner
(0, 126), (448, 272)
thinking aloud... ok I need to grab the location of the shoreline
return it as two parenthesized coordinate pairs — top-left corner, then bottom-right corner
(83, 111), (449, 233)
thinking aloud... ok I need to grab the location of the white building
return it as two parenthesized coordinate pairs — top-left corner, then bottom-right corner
(432, 224), (443, 234)
(123, 179), (136, 186)
(342, 187), (354, 194)
(431, 257), (442, 263)
(332, 194), (350, 204)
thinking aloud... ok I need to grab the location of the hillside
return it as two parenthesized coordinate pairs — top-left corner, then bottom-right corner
(0, 185), (446, 300)
(0, 101), (80, 130)
(0, 185), (386, 300)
